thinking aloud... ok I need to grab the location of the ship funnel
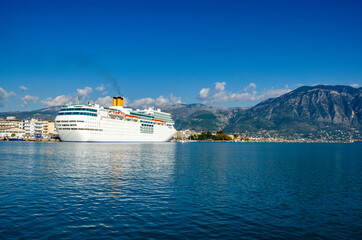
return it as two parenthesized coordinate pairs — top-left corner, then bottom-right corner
(112, 96), (124, 107)
(116, 96), (124, 107)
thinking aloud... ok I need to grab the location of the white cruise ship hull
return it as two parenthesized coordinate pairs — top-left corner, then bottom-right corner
(55, 115), (176, 142)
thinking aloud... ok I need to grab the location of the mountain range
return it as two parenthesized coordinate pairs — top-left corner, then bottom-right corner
(1, 85), (361, 140)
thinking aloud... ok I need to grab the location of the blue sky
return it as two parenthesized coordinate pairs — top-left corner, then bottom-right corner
(0, 0), (361, 111)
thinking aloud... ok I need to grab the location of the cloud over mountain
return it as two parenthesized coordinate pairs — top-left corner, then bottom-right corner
(130, 94), (182, 109)
(198, 82), (291, 104)
(22, 95), (39, 107)
(95, 96), (113, 106)
(41, 95), (73, 107)
(77, 87), (93, 101)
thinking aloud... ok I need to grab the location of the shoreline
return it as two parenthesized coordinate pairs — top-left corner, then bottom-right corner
(1, 139), (357, 143)
(0, 138), (60, 142)
(172, 139), (357, 143)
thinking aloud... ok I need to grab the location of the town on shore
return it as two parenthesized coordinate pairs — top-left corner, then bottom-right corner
(0, 116), (59, 141)
(172, 130), (357, 143)
(0, 116), (357, 143)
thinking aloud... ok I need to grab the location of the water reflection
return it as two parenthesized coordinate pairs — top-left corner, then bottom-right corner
(50, 142), (178, 195)
(0, 142), (360, 239)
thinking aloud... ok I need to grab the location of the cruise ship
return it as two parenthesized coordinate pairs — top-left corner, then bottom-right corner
(55, 97), (177, 142)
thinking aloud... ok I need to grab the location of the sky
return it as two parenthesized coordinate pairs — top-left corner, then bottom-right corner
(0, 0), (361, 112)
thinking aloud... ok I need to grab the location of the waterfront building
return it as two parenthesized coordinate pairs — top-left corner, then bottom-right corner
(41, 121), (57, 137)
(0, 127), (25, 139)
(0, 117), (21, 129)
(22, 119), (43, 138)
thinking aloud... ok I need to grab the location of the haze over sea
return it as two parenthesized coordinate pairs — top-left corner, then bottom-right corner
(0, 142), (361, 239)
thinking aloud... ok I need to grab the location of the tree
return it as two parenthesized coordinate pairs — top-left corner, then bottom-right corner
(198, 132), (207, 140)
(206, 131), (212, 139)
(214, 130), (232, 141)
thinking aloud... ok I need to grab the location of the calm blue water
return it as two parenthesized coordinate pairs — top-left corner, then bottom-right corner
(0, 142), (361, 239)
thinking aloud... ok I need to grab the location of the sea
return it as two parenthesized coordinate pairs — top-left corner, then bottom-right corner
(0, 142), (361, 239)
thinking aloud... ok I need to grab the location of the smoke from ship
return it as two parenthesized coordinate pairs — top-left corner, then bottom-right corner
(103, 71), (121, 96)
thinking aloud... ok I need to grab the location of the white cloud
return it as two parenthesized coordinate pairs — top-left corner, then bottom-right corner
(123, 97), (130, 106)
(227, 92), (253, 101)
(0, 87), (16, 107)
(21, 95), (39, 107)
(19, 86), (27, 91)
(95, 84), (105, 91)
(76, 87), (92, 100)
(131, 97), (155, 109)
(215, 82), (226, 91)
(156, 96), (170, 106)
(168, 94), (182, 104)
(244, 83), (256, 91)
(198, 88), (210, 99)
(130, 94), (182, 109)
(350, 83), (359, 88)
(41, 95), (73, 107)
(253, 88), (291, 101)
(94, 96), (129, 107)
(95, 96), (113, 106)
(198, 82), (292, 104)
(0, 87), (16, 99)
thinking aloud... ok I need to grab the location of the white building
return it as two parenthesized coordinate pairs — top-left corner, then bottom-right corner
(21, 119), (43, 138)
(0, 127), (25, 139)
(0, 117), (21, 129)
(0, 117), (23, 139)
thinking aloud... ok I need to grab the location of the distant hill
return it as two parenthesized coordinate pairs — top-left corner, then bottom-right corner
(160, 104), (233, 132)
(224, 85), (362, 140)
(1, 85), (361, 140)
(0, 106), (61, 121)
(162, 85), (361, 140)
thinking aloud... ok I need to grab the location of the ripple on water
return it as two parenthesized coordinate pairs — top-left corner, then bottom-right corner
(0, 142), (361, 239)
